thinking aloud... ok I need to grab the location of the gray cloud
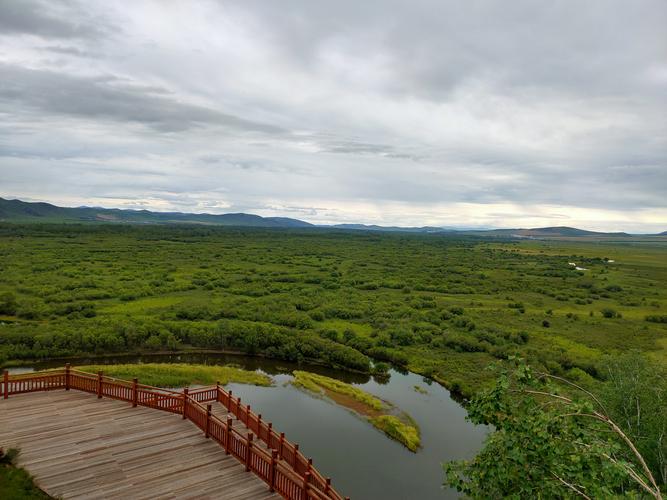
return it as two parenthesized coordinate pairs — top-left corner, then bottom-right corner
(0, 63), (286, 133)
(0, 0), (665, 231)
(0, 0), (107, 39)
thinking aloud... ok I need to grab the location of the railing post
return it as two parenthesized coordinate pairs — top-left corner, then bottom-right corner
(65, 363), (70, 391)
(302, 471), (311, 500)
(257, 413), (262, 438)
(97, 370), (103, 399)
(3, 370), (8, 399)
(307, 457), (313, 476)
(246, 404), (251, 426)
(205, 404), (212, 438)
(279, 432), (285, 459)
(225, 417), (232, 455)
(269, 449), (278, 492)
(228, 389), (232, 410)
(267, 422), (273, 447)
(294, 443), (300, 466)
(216, 381), (220, 402)
(132, 378), (138, 407)
(236, 397), (241, 417)
(182, 388), (189, 419)
(245, 432), (253, 472)
(325, 478), (331, 495)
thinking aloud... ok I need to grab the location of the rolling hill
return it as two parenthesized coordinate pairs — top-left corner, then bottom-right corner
(0, 197), (313, 228)
(1, 197), (664, 237)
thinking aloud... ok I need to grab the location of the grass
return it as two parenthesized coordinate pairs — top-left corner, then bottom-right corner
(292, 370), (421, 451)
(370, 415), (421, 452)
(292, 370), (385, 411)
(76, 363), (272, 388)
(0, 449), (51, 500)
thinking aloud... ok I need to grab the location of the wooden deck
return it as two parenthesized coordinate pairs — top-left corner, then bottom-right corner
(0, 390), (280, 499)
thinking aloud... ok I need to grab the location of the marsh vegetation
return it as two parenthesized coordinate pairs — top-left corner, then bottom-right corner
(76, 362), (272, 388)
(293, 370), (421, 451)
(1, 224), (665, 399)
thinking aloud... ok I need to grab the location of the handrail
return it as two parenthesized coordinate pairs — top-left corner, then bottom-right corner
(1, 366), (348, 500)
(189, 383), (344, 499)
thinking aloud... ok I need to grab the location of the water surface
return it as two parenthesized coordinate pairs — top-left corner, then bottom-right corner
(15, 353), (487, 499)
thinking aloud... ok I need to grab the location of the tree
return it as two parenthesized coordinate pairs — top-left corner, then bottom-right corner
(445, 360), (664, 499)
(601, 352), (667, 488)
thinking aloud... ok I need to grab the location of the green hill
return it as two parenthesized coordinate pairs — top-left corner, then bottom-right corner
(0, 197), (312, 228)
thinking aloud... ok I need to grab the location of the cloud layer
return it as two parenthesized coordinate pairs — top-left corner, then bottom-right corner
(1, 0), (665, 231)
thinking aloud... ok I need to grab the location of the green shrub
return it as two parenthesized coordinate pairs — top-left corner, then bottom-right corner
(0, 292), (17, 315)
(601, 308), (618, 318)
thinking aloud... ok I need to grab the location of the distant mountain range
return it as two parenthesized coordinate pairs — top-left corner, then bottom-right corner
(330, 223), (446, 233)
(0, 197), (312, 228)
(1, 197), (664, 237)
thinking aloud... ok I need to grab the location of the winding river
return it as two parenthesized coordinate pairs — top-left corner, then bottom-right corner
(10, 353), (488, 499)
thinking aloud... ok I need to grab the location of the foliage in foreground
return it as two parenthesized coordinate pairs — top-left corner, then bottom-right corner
(0, 448), (51, 500)
(601, 352), (667, 488)
(77, 363), (272, 388)
(445, 359), (664, 499)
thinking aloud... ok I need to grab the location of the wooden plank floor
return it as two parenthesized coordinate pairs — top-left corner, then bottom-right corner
(0, 390), (281, 499)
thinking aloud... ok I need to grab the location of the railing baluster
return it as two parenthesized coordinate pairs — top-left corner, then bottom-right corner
(246, 432), (253, 472)
(270, 450), (278, 492)
(205, 404), (211, 438)
(225, 417), (233, 455)
(132, 378), (138, 407)
(302, 471), (311, 500)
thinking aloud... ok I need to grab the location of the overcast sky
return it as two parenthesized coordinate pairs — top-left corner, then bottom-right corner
(1, 0), (666, 231)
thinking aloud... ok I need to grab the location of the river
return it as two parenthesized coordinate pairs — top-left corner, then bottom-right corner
(10, 353), (488, 499)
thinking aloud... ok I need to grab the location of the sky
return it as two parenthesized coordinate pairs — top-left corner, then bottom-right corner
(0, 0), (666, 232)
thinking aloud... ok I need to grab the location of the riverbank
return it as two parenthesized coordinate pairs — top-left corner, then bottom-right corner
(76, 362), (272, 388)
(0, 449), (51, 500)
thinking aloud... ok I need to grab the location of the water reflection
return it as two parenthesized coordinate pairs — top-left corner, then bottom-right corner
(13, 352), (487, 499)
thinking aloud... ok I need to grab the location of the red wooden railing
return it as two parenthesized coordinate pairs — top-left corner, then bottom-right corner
(2, 366), (347, 500)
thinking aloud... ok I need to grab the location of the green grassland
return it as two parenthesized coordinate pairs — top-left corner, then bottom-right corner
(1, 223), (666, 398)
(77, 363), (272, 388)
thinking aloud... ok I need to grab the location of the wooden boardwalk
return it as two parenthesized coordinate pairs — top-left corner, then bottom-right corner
(0, 390), (280, 499)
